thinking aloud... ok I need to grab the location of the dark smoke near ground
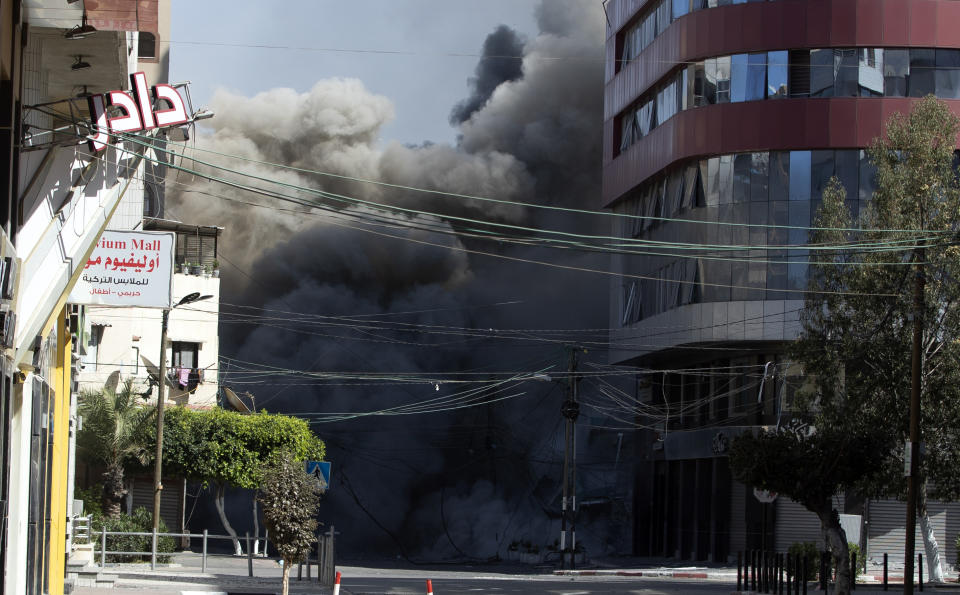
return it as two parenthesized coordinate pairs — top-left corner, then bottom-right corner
(448, 25), (525, 125)
(169, 0), (623, 561)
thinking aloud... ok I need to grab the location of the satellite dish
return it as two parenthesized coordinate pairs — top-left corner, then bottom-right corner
(222, 387), (251, 413)
(104, 370), (120, 394)
(139, 354), (190, 402)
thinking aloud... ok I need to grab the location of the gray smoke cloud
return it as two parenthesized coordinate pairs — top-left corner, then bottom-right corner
(169, 0), (611, 560)
(449, 25), (526, 125)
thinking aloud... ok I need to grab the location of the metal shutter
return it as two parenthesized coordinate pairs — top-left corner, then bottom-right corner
(866, 498), (957, 568)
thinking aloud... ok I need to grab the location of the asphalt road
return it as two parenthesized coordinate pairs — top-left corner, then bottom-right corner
(338, 576), (734, 594)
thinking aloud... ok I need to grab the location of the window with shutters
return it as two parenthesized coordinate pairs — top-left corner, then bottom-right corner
(174, 232), (217, 268)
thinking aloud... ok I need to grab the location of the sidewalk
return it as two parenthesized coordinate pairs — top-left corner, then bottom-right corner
(67, 551), (960, 594)
(70, 552), (334, 595)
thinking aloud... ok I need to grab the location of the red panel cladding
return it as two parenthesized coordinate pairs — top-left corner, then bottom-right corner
(936, 1), (960, 46)
(760, 2), (784, 50)
(705, 105), (723, 155)
(856, 0), (884, 47)
(740, 7), (763, 53)
(855, 99), (884, 147)
(883, 0), (910, 46)
(828, 99), (859, 147)
(908, 0), (937, 46)
(780, 1), (807, 49)
(779, 103), (807, 149)
(805, 0), (832, 47)
(804, 101), (831, 147)
(721, 103), (754, 154)
(708, 9), (725, 57)
(830, 0), (858, 46)
(692, 107), (709, 156)
(880, 98), (917, 138)
(691, 10), (709, 60)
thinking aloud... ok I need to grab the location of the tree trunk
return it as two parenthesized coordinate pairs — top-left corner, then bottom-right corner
(918, 481), (945, 583)
(101, 463), (127, 518)
(252, 493), (260, 556)
(817, 503), (851, 595)
(213, 483), (243, 556)
(281, 559), (291, 595)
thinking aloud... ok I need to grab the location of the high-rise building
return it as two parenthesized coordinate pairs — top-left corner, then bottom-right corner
(603, 0), (960, 565)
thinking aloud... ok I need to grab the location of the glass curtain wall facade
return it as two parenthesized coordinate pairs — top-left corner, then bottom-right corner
(602, 0), (960, 562)
(617, 48), (960, 155)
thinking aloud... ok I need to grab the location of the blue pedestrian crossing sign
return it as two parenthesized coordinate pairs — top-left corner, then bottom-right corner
(306, 461), (331, 491)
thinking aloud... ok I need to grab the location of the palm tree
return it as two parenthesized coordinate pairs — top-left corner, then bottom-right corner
(77, 379), (156, 517)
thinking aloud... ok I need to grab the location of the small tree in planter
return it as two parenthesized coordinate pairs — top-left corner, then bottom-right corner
(258, 452), (323, 595)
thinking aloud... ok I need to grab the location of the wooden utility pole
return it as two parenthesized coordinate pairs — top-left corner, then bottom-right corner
(560, 347), (581, 569)
(904, 245), (925, 595)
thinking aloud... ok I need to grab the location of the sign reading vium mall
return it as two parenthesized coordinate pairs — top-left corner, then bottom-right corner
(69, 231), (174, 308)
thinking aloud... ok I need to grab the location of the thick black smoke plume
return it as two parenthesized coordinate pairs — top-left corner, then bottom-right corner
(448, 25), (525, 125)
(169, 0), (617, 561)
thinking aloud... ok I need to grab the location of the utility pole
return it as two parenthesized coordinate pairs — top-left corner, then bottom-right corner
(904, 244), (925, 595)
(152, 292), (212, 533)
(152, 308), (170, 533)
(560, 347), (581, 570)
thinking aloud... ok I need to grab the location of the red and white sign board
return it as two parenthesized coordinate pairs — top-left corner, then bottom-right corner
(86, 72), (190, 152)
(69, 231), (174, 308)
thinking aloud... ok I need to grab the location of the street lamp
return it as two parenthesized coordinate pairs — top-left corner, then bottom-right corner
(152, 292), (213, 533)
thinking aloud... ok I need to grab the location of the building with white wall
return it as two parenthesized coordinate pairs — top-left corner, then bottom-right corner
(0, 2), (212, 593)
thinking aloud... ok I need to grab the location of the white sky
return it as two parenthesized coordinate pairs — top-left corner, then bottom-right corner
(169, 0), (541, 146)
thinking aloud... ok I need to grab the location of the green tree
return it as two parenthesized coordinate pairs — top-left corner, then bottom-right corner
(729, 421), (889, 594)
(258, 452), (323, 595)
(77, 379), (156, 517)
(155, 407), (324, 555)
(769, 95), (960, 585)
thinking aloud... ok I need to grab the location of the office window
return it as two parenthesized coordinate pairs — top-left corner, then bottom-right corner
(715, 56), (732, 103)
(704, 58), (719, 105)
(769, 151), (790, 201)
(809, 49), (835, 97)
(733, 153), (752, 202)
(731, 54), (749, 103)
(834, 49), (859, 96)
(750, 152), (770, 202)
(747, 53), (767, 101)
(810, 150), (835, 201)
(859, 48), (884, 97)
(883, 49), (909, 97)
(767, 50), (788, 98)
(788, 151), (811, 201)
(909, 49), (936, 97)
(936, 49), (960, 99)
(693, 61), (708, 106)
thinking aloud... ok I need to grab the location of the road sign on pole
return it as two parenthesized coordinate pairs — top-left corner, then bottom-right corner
(306, 461), (331, 491)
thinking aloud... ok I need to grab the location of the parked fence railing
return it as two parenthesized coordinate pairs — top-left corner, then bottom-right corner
(735, 548), (926, 594)
(71, 515), (335, 586)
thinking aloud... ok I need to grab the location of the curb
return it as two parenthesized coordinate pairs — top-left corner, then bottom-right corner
(554, 569), (735, 580)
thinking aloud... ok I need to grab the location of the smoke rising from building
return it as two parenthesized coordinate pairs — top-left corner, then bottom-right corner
(448, 25), (525, 125)
(169, 0), (613, 560)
